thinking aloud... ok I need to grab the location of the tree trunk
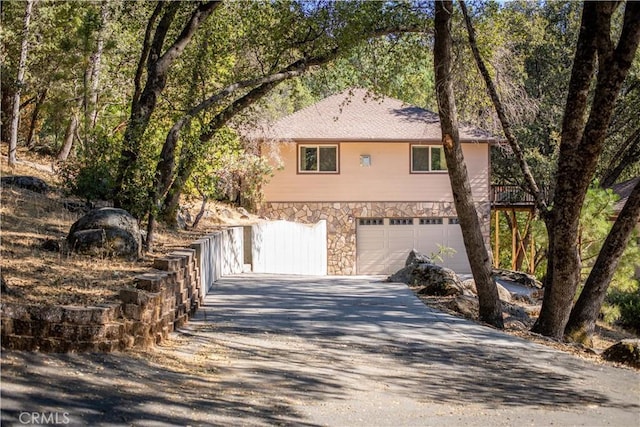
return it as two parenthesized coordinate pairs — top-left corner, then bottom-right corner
(158, 79), (285, 228)
(113, 1), (220, 212)
(85, 0), (108, 131)
(8, 0), (34, 166)
(434, 0), (502, 328)
(57, 97), (83, 161)
(460, 0), (548, 215)
(565, 178), (640, 345)
(2, 79), (14, 144)
(600, 127), (640, 188)
(533, 2), (640, 338)
(26, 89), (47, 148)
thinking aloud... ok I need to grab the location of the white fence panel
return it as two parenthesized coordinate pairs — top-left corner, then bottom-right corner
(190, 227), (244, 295)
(221, 227), (244, 276)
(251, 220), (327, 275)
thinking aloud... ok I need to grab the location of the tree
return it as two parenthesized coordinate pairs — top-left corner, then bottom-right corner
(113, 1), (221, 212)
(57, 0), (110, 161)
(140, 0), (428, 246)
(434, 0), (502, 328)
(8, 0), (34, 166)
(532, 1), (640, 339)
(565, 179), (640, 344)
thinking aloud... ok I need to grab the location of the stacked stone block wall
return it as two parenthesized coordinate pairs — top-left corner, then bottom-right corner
(1, 248), (203, 352)
(259, 201), (491, 275)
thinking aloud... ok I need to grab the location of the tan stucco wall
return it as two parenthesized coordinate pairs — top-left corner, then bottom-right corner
(263, 141), (489, 203)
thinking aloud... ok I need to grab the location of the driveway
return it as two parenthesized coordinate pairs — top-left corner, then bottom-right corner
(2, 274), (639, 426)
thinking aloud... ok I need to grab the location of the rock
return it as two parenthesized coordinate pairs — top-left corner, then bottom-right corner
(1, 175), (49, 193)
(68, 229), (107, 254)
(497, 283), (512, 302)
(455, 278), (511, 301)
(67, 208), (142, 259)
(405, 249), (433, 267)
(461, 279), (477, 295)
(504, 319), (527, 330)
(492, 268), (542, 289)
(602, 339), (640, 368)
(512, 293), (536, 304)
(41, 238), (61, 252)
(390, 263), (463, 296)
(449, 295), (478, 318)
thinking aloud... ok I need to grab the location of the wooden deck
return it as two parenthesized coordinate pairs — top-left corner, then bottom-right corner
(490, 185), (537, 208)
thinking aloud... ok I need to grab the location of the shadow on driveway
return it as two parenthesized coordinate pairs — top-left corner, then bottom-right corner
(2, 274), (639, 426)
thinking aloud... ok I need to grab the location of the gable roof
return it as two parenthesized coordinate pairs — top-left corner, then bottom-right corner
(256, 88), (499, 142)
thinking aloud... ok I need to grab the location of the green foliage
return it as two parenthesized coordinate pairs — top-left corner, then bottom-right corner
(185, 127), (274, 212)
(605, 282), (640, 332)
(579, 184), (640, 330)
(58, 132), (119, 203)
(430, 244), (457, 264)
(491, 210), (548, 276)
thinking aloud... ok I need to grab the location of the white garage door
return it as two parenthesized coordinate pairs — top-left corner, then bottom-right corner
(356, 217), (471, 275)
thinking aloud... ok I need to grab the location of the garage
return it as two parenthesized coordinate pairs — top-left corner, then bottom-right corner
(356, 217), (471, 275)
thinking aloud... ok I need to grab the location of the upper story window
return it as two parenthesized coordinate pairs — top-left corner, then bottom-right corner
(299, 144), (339, 173)
(411, 145), (447, 173)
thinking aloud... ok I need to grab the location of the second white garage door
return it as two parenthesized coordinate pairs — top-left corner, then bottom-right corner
(356, 217), (471, 275)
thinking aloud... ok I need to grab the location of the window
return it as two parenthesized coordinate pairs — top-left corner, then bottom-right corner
(359, 218), (384, 226)
(411, 145), (447, 172)
(299, 145), (338, 173)
(390, 218), (413, 225)
(419, 218), (443, 225)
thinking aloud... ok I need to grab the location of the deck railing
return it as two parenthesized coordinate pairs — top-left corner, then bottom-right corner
(490, 185), (537, 206)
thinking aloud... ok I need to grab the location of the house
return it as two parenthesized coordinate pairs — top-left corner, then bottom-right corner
(253, 88), (499, 275)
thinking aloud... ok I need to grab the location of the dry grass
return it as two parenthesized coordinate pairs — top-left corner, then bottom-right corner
(0, 149), (256, 306)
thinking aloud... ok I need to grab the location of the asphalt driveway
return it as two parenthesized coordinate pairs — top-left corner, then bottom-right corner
(2, 274), (639, 426)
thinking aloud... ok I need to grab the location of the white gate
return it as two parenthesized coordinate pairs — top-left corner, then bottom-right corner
(251, 220), (327, 275)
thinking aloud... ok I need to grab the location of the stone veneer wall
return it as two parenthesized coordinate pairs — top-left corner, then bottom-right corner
(259, 201), (491, 275)
(1, 249), (203, 352)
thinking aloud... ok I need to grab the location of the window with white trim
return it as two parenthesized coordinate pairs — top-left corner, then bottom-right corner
(299, 144), (338, 173)
(411, 145), (447, 172)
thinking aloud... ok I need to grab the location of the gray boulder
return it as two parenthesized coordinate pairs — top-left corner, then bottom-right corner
(460, 279), (513, 302)
(67, 208), (142, 259)
(492, 268), (542, 289)
(1, 175), (49, 193)
(602, 339), (640, 368)
(405, 249), (433, 266)
(390, 263), (464, 296)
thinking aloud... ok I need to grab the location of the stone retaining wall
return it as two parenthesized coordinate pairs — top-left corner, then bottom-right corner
(259, 201), (491, 275)
(1, 249), (202, 352)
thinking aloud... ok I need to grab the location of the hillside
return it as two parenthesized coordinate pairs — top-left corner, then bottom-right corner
(0, 150), (258, 306)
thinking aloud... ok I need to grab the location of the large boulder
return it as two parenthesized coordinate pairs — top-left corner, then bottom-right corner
(405, 249), (433, 267)
(67, 208), (142, 259)
(492, 268), (542, 289)
(1, 175), (49, 193)
(389, 263), (464, 296)
(461, 279), (513, 302)
(602, 339), (640, 369)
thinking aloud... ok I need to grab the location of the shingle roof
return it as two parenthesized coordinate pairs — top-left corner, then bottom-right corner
(255, 88), (498, 142)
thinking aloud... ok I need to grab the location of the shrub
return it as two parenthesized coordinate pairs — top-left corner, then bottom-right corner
(606, 285), (640, 333)
(58, 159), (115, 202)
